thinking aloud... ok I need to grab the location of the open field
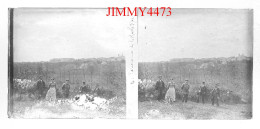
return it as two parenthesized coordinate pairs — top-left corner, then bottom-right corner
(139, 100), (252, 120)
(11, 97), (126, 119)
(139, 57), (253, 104)
(13, 58), (126, 97)
(10, 58), (126, 118)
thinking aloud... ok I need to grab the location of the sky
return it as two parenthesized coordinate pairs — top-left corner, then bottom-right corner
(13, 8), (253, 62)
(138, 8), (253, 62)
(13, 9), (129, 62)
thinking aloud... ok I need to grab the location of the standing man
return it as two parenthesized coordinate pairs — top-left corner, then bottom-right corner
(211, 83), (220, 106)
(155, 75), (166, 101)
(62, 79), (70, 98)
(181, 79), (190, 103)
(199, 82), (207, 104)
(36, 76), (46, 99)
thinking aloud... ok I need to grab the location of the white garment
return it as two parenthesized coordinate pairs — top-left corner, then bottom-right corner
(45, 87), (56, 101)
(165, 87), (176, 101)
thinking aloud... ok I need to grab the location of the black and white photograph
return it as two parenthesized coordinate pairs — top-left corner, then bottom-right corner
(2, 0), (260, 129)
(8, 8), (129, 119)
(138, 9), (253, 119)
(6, 7), (256, 121)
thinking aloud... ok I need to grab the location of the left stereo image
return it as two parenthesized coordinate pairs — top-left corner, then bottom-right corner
(8, 8), (128, 119)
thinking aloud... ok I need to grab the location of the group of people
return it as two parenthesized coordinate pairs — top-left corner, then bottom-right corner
(36, 75), (221, 105)
(154, 75), (221, 106)
(196, 81), (221, 106)
(36, 76), (71, 101)
(35, 76), (102, 102)
(79, 82), (104, 96)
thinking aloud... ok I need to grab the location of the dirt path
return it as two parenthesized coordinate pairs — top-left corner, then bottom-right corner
(138, 101), (252, 119)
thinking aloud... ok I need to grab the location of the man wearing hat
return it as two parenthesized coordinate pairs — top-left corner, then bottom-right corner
(155, 75), (166, 101)
(211, 83), (220, 106)
(36, 76), (46, 99)
(181, 79), (190, 103)
(199, 81), (207, 104)
(62, 79), (70, 98)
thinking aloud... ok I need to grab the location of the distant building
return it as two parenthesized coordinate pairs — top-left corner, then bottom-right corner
(49, 55), (124, 63)
(49, 58), (75, 62)
(237, 54), (247, 61)
(170, 58), (195, 62)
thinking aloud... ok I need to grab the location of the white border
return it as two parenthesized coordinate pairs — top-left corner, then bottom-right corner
(0, 0), (259, 129)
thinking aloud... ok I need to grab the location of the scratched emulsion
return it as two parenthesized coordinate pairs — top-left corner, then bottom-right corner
(137, 8), (252, 120)
(10, 8), (129, 119)
(126, 16), (138, 119)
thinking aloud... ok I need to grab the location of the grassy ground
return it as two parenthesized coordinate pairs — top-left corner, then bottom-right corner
(11, 97), (126, 119)
(138, 100), (252, 120)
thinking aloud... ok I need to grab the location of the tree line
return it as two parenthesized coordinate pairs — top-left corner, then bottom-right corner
(13, 60), (126, 96)
(138, 59), (253, 103)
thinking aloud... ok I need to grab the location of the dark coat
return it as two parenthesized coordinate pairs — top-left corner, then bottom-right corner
(62, 83), (70, 94)
(155, 80), (165, 92)
(211, 88), (220, 97)
(200, 85), (207, 95)
(80, 85), (91, 93)
(181, 83), (190, 94)
(36, 80), (45, 91)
